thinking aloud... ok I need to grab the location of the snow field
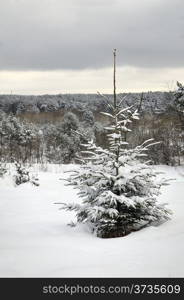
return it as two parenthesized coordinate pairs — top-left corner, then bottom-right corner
(0, 164), (184, 277)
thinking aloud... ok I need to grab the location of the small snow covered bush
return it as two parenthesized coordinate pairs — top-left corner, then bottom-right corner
(14, 162), (39, 186)
(0, 161), (7, 178)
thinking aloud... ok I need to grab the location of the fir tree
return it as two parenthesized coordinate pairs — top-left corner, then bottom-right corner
(58, 50), (172, 238)
(174, 81), (184, 113)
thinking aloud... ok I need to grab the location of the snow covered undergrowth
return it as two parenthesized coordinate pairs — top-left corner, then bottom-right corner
(0, 164), (184, 277)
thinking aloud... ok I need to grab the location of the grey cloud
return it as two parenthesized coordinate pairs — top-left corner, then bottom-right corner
(0, 0), (184, 70)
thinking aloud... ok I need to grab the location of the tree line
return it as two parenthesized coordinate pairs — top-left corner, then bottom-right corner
(0, 82), (183, 166)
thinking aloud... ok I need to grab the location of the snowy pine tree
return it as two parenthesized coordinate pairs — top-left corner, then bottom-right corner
(174, 81), (184, 113)
(58, 50), (172, 238)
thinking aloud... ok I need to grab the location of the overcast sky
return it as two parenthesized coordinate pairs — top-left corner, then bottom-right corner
(0, 0), (184, 94)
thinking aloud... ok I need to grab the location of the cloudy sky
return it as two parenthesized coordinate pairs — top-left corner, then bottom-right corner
(0, 0), (184, 94)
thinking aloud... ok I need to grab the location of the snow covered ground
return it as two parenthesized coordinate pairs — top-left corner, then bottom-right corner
(0, 164), (184, 278)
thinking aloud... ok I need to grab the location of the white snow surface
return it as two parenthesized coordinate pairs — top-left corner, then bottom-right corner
(0, 164), (184, 278)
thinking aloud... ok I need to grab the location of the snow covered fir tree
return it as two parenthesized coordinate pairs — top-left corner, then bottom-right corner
(174, 81), (184, 114)
(58, 50), (172, 238)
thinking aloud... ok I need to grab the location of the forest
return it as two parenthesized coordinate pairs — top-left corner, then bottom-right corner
(0, 85), (183, 167)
